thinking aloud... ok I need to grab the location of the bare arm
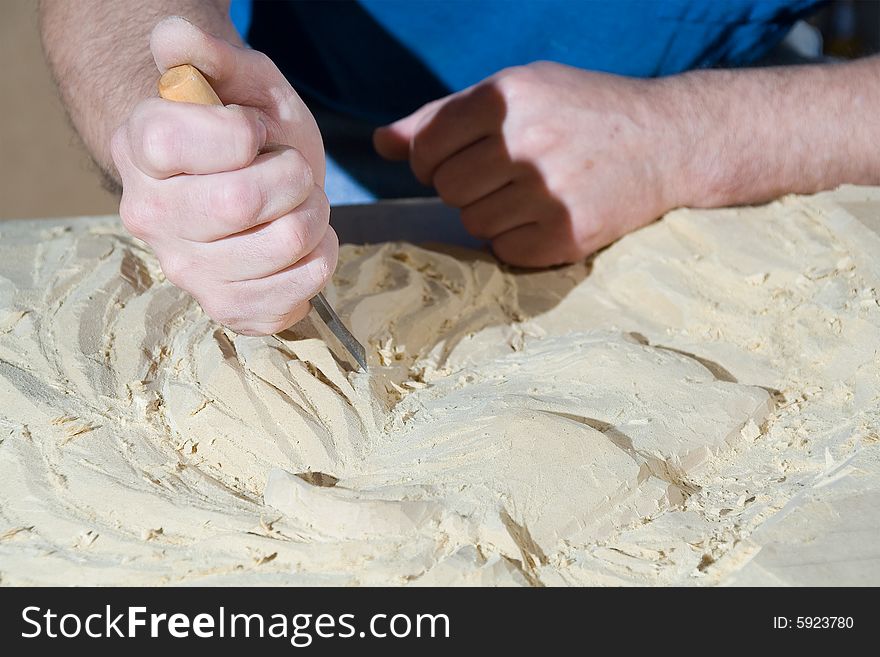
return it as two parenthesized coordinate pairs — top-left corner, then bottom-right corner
(664, 56), (880, 209)
(39, 0), (243, 189)
(375, 55), (880, 266)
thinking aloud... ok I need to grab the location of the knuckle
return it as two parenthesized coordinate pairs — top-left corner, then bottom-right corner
(409, 139), (433, 184)
(303, 236), (337, 291)
(312, 187), (331, 226)
(251, 49), (277, 75)
(439, 188), (467, 208)
(140, 117), (180, 173)
(432, 168), (461, 206)
(489, 237), (518, 265)
(266, 196), (328, 264)
(210, 177), (262, 229)
(119, 192), (157, 240)
(227, 108), (262, 168)
(469, 78), (503, 109)
(459, 208), (490, 239)
(159, 252), (196, 289)
(196, 294), (222, 322)
(279, 148), (314, 206)
(275, 219), (308, 261)
(515, 123), (561, 157)
(492, 66), (534, 100)
(308, 257), (333, 293)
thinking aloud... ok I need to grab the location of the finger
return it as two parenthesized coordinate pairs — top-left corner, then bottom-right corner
(373, 98), (443, 161)
(222, 227), (339, 333)
(372, 126), (408, 161)
(490, 222), (576, 268)
(148, 147), (313, 241)
(459, 182), (536, 240)
(432, 136), (515, 207)
(235, 303), (313, 337)
(150, 16), (324, 181)
(151, 16), (279, 108)
(408, 84), (505, 184)
(200, 186), (330, 282)
(125, 98), (267, 178)
(492, 214), (596, 267)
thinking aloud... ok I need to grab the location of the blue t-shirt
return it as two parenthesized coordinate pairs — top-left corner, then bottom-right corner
(232, 0), (822, 123)
(231, 0), (823, 201)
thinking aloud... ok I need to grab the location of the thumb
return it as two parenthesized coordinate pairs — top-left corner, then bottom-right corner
(150, 16), (326, 183)
(150, 16), (239, 81)
(373, 99), (443, 161)
(150, 16), (271, 108)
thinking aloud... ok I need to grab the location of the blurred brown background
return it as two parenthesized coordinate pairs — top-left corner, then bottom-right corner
(1, 0), (878, 221)
(1, 0), (118, 219)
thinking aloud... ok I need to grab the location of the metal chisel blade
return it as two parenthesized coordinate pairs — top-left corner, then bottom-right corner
(310, 292), (367, 371)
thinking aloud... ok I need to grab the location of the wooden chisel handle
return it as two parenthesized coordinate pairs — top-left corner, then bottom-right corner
(158, 64), (222, 106)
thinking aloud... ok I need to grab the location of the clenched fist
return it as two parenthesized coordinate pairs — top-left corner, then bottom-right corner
(375, 61), (688, 268)
(111, 17), (337, 335)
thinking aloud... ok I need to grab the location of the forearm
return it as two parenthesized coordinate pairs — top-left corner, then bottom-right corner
(39, 0), (242, 189)
(660, 56), (880, 208)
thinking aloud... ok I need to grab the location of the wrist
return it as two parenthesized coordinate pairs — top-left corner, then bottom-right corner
(645, 72), (733, 210)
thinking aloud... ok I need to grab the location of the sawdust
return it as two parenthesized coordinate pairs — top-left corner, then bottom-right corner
(0, 186), (879, 585)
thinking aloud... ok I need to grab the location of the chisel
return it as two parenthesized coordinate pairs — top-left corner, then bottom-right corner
(157, 64), (367, 371)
